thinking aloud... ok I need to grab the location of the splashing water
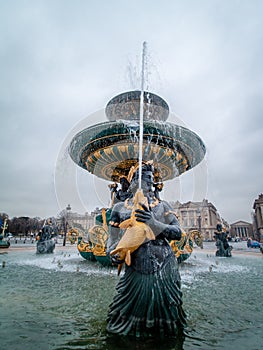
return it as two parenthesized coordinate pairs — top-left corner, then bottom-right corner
(139, 41), (147, 189)
(1, 242), (262, 349)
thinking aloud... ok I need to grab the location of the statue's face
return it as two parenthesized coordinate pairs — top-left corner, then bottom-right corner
(130, 169), (153, 193)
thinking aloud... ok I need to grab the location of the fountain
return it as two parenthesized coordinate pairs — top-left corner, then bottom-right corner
(69, 90), (205, 183)
(69, 44), (204, 271)
(69, 88), (206, 266)
(1, 48), (262, 349)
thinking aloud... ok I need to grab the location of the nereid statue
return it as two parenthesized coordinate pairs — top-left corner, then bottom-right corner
(106, 162), (187, 338)
(214, 224), (232, 257)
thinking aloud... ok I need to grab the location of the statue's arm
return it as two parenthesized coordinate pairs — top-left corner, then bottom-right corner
(106, 203), (122, 254)
(106, 226), (121, 254)
(162, 202), (182, 240)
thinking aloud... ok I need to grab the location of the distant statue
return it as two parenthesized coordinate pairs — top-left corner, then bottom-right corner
(0, 218), (10, 249)
(108, 182), (118, 207)
(109, 177), (131, 207)
(214, 224), (232, 257)
(36, 220), (55, 254)
(115, 176), (131, 202)
(40, 225), (53, 241)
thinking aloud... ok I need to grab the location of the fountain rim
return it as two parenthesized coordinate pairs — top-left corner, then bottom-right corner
(69, 120), (206, 182)
(70, 120), (205, 147)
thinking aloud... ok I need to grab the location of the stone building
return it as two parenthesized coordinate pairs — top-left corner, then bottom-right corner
(252, 194), (263, 242)
(69, 211), (97, 231)
(170, 199), (228, 241)
(229, 220), (253, 240)
(57, 208), (97, 233)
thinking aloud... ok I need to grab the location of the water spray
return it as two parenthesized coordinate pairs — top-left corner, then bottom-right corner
(138, 41), (147, 190)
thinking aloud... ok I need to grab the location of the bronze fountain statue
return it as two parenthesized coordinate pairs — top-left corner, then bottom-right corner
(214, 223), (233, 257)
(36, 220), (56, 254)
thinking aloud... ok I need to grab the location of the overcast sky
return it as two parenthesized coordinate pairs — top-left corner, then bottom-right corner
(1, 0), (262, 224)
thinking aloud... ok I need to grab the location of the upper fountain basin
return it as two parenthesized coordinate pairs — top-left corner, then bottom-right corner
(105, 90), (169, 122)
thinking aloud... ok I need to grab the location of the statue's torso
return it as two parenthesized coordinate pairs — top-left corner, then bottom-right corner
(113, 201), (177, 274)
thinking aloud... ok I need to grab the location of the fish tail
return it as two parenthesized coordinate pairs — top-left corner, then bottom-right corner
(110, 248), (118, 256)
(117, 263), (123, 275)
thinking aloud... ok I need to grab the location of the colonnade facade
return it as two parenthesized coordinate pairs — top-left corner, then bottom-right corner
(229, 221), (253, 240)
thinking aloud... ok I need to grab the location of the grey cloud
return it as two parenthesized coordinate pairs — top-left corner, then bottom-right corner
(1, 0), (262, 224)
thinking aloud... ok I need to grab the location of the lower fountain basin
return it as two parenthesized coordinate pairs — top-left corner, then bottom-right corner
(69, 120), (206, 182)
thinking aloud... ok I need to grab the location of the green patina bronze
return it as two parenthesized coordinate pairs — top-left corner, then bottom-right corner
(69, 91), (206, 182)
(72, 91), (206, 266)
(0, 219), (10, 249)
(105, 90), (169, 122)
(70, 90), (206, 339)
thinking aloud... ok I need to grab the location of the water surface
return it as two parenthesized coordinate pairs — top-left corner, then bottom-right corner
(0, 242), (262, 349)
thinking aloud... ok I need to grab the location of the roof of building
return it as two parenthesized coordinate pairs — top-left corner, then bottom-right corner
(230, 220), (252, 226)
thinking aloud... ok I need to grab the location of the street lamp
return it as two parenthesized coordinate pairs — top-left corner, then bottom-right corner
(63, 204), (71, 246)
(197, 209), (201, 232)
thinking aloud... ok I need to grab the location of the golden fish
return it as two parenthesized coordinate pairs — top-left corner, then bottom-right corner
(110, 189), (155, 275)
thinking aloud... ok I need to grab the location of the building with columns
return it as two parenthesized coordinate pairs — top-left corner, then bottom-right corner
(229, 220), (253, 240)
(169, 199), (229, 241)
(252, 194), (263, 242)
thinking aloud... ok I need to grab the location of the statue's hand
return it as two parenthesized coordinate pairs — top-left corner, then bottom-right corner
(135, 203), (157, 229)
